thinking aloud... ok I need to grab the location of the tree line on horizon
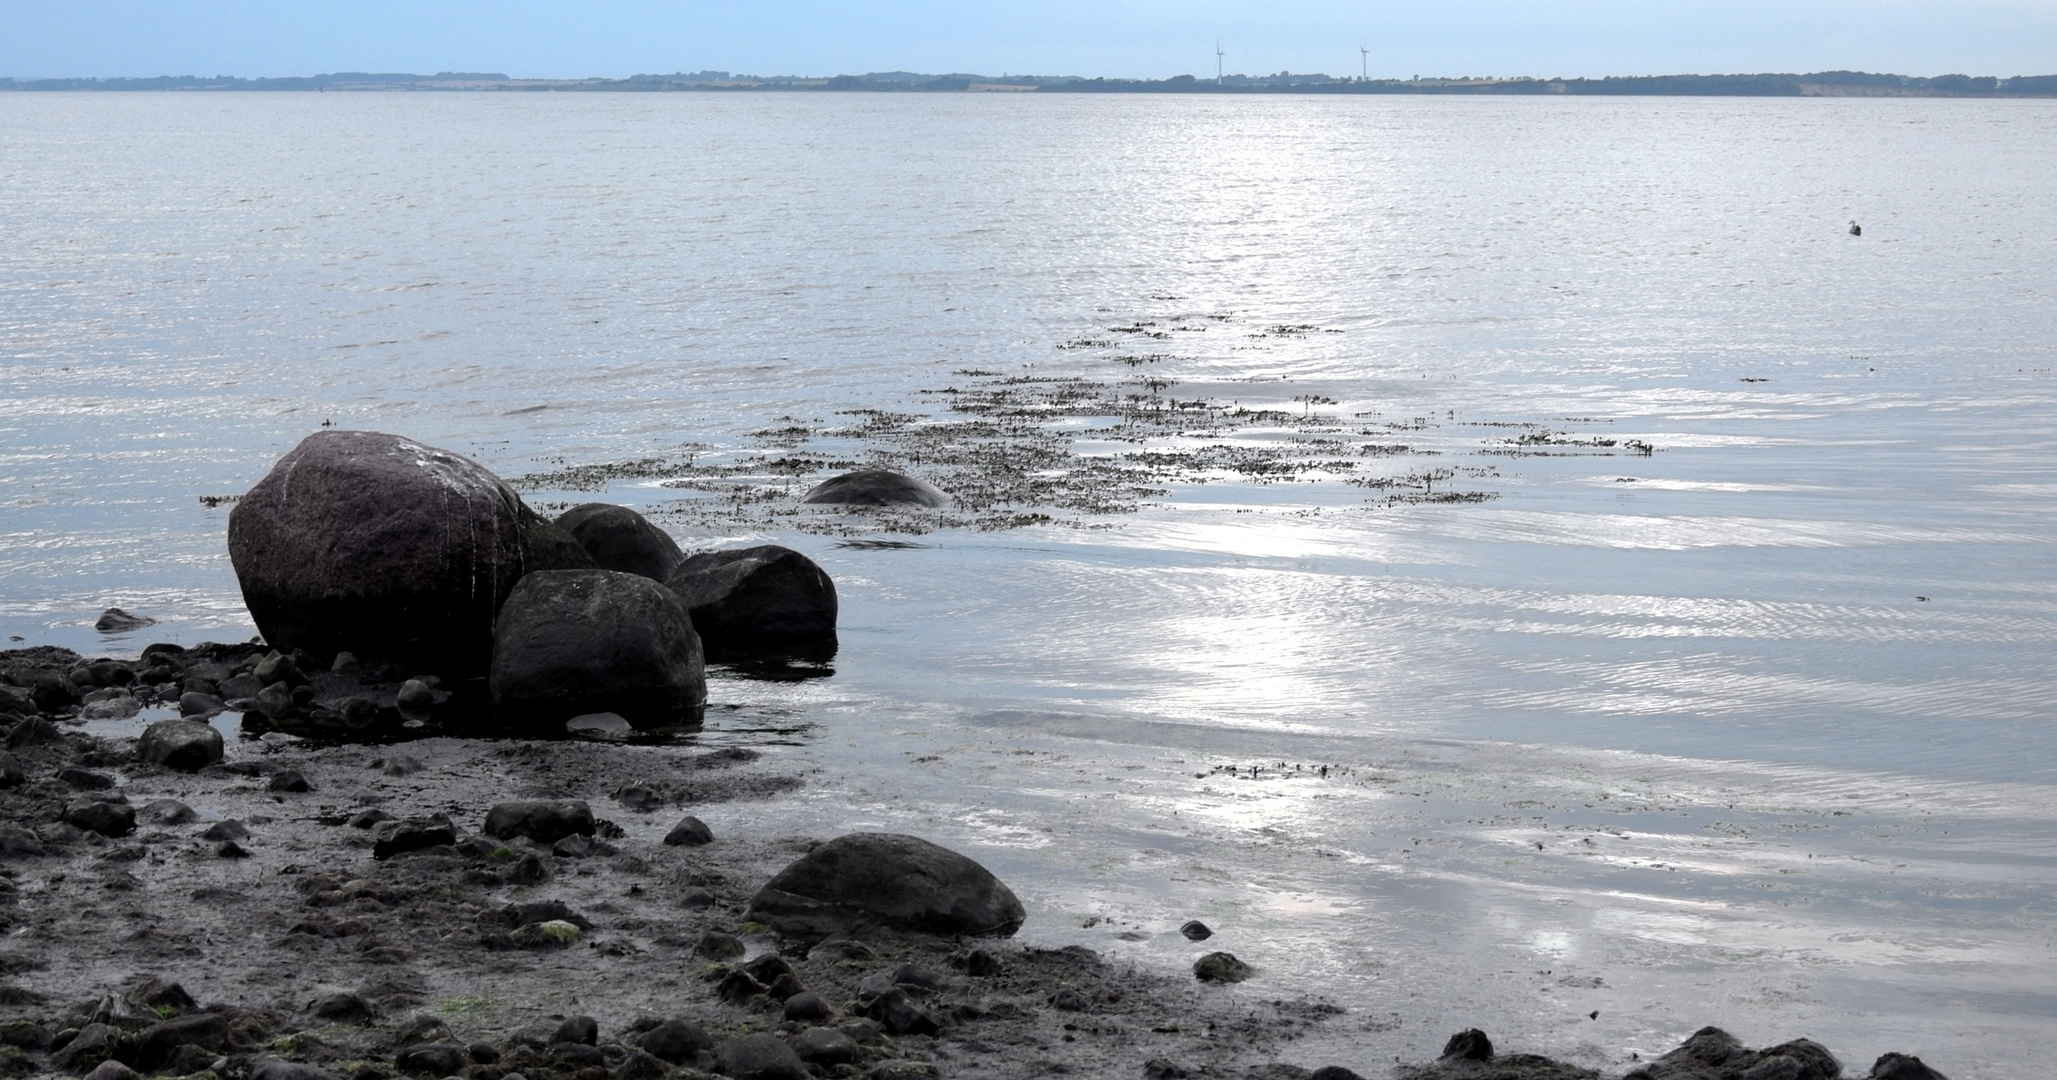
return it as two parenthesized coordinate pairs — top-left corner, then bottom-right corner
(5, 68), (2056, 96)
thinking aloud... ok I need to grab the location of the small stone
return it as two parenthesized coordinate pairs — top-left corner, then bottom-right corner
(1308, 1068), (1366, 1080)
(379, 754), (423, 777)
(613, 783), (664, 812)
(309, 992), (375, 1025)
(201, 819), (250, 841)
(268, 768), (312, 792)
(509, 851), (549, 883)
(394, 1042), (468, 1075)
(551, 1016), (598, 1046)
(1869, 1053), (1949, 1080)
(552, 833), (616, 858)
(253, 651), (307, 688)
(504, 900), (592, 929)
(56, 765), (116, 790)
(962, 947), (1001, 976)
(782, 992), (835, 1023)
(633, 1018), (712, 1064)
(0, 1019), (51, 1049)
(467, 1043), (501, 1064)
(1193, 951), (1253, 984)
(347, 808), (393, 829)
(790, 1027), (857, 1065)
(0, 824), (45, 858)
(1144, 1060), (1193, 1080)
(95, 608), (156, 633)
(394, 1015), (451, 1047)
(256, 681), (294, 716)
(662, 815), (713, 847)
(864, 989), (939, 1036)
(216, 840), (250, 858)
(614, 1048), (666, 1080)
(1441, 1029), (1494, 1063)
(395, 680), (436, 712)
(371, 815), (457, 860)
(135, 718), (225, 772)
(178, 692), (227, 718)
(714, 1032), (807, 1080)
(0, 751), (23, 790)
(481, 800), (595, 845)
(677, 887), (716, 909)
(251, 1062), (343, 1080)
(1179, 919), (1212, 941)
(64, 797), (135, 838)
(716, 970), (767, 1003)
(695, 931), (745, 960)
(85, 1058), (141, 1080)
(7, 716), (64, 748)
(330, 651), (360, 674)
(1050, 988), (1090, 1012)
(510, 920), (581, 949)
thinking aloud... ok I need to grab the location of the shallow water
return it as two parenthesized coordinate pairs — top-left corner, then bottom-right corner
(4, 92), (2056, 1074)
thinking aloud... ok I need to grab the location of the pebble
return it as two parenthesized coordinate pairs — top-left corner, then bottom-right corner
(268, 768), (312, 792)
(308, 992), (375, 1025)
(613, 783), (665, 812)
(1441, 1029), (1494, 1062)
(1179, 920), (1213, 941)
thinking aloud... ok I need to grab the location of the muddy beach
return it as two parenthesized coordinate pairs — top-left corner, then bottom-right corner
(0, 635), (1950, 1080)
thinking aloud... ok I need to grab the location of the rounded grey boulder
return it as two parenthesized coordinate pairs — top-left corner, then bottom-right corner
(482, 800), (595, 845)
(800, 468), (949, 508)
(554, 503), (683, 581)
(227, 430), (564, 676)
(135, 719), (224, 772)
(489, 569), (706, 729)
(714, 1033), (807, 1080)
(664, 545), (837, 661)
(746, 832), (1024, 944)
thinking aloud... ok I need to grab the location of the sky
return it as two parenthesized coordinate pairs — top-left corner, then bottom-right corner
(3, 0), (2055, 81)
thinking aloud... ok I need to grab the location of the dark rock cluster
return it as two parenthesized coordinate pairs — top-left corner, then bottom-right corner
(208, 430), (851, 731)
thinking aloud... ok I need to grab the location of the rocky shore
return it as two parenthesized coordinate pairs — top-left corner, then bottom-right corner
(0, 430), (1955, 1079)
(0, 673), (1951, 1080)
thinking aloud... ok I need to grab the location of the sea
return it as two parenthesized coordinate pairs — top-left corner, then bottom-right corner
(2, 91), (2054, 1076)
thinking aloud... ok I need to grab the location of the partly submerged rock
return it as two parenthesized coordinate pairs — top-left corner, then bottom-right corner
(94, 608), (155, 633)
(665, 545), (837, 661)
(747, 832), (1024, 943)
(227, 430), (563, 677)
(554, 503), (683, 581)
(489, 569), (706, 729)
(801, 468), (950, 508)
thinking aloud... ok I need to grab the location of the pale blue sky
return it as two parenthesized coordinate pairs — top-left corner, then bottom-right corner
(3, 1), (2055, 80)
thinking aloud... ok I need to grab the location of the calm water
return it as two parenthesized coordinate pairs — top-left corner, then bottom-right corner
(3, 93), (2055, 1074)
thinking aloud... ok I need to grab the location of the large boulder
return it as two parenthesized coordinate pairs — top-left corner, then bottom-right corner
(800, 468), (949, 508)
(227, 431), (571, 676)
(489, 570), (705, 728)
(134, 719), (224, 772)
(553, 503), (682, 581)
(664, 545), (837, 661)
(746, 832), (1024, 944)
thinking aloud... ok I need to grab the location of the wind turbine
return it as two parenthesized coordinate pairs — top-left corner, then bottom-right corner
(1216, 42), (1225, 84)
(1360, 44), (1370, 81)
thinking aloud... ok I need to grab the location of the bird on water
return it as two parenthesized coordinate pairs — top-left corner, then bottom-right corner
(1849, 221), (1863, 236)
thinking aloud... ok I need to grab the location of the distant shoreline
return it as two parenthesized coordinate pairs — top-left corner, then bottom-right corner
(6, 68), (2057, 97)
